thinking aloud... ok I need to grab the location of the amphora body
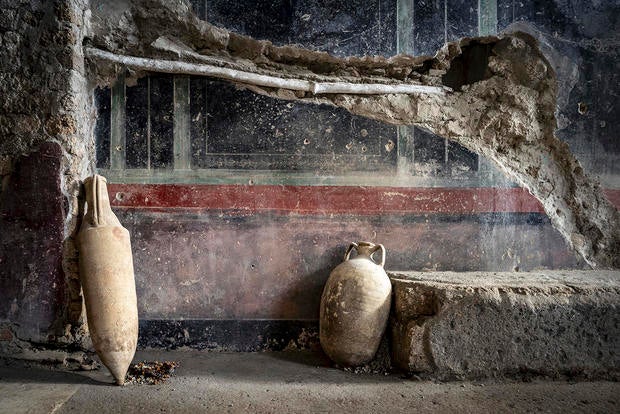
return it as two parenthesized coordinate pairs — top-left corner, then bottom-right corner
(77, 175), (138, 385)
(319, 242), (392, 366)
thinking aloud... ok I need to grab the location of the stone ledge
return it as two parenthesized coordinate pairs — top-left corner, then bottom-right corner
(387, 270), (620, 380)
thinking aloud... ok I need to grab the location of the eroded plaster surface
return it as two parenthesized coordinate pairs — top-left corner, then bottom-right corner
(0, 0), (94, 348)
(86, 0), (619, 268)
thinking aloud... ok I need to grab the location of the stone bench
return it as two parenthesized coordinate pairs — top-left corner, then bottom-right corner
(388, 270), (620, 379)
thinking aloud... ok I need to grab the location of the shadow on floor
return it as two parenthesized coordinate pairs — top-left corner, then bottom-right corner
(132, 349), (405, 385)
(0, 362), (105, 386)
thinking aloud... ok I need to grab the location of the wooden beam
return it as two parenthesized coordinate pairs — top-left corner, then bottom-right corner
(86, 48), (449, 96)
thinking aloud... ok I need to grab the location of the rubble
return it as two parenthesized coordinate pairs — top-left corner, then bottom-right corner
(125, 360), (179, 385)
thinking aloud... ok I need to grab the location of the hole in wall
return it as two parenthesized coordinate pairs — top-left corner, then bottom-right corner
(442, 41), (493, 91)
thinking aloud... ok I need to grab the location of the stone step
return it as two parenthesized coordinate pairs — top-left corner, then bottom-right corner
(387, 270), (620, 380)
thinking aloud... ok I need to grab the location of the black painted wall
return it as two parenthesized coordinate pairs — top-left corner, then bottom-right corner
(498, 0), (620, 180)
(95, 0), (620, 185)
(88, 0), (620, 351)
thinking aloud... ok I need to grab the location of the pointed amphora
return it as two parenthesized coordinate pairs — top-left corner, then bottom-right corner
(77, 175), (138, 385)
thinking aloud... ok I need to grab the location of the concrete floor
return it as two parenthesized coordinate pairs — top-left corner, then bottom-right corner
(1, 350), (618, 413)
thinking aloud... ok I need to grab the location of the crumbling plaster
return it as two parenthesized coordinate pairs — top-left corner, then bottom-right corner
(85, 0), (619, 268)
(0, 0), (96, 346)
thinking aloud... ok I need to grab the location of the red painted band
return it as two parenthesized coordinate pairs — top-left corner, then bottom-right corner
(107, 184), (620, 215)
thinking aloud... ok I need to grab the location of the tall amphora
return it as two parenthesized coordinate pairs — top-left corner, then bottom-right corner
(320, 241), (392, 366)
(77, 174), (138, 385)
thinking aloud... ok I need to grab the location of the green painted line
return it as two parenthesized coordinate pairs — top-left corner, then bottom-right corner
(110, 73), (126, 170)
(173, 75), (191, 170)
(147, 75), (151, 169)
(478, 0), (498, 36)
(99, 168), (513, 188)
(476, 0), (501, 185)
(397, 131), (414, 160)
(397, 0), (415, 55)
(396, 0), (415, 172)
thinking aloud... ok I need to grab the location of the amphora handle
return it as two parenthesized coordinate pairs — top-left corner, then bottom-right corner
(344, 242), (386, 267)
(344, 242), (358, 261)
(371, 244), (386, 267)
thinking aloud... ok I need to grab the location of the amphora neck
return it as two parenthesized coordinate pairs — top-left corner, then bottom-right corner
(355, 242), (376, 257)
(344, 241), (386, 267)
(83, 174), (121, 228)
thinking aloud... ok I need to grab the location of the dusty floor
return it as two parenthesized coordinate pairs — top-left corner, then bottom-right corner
(1, 350), (618, 413)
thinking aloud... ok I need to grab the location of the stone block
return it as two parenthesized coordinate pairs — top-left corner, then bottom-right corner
(389, 271), (620, 379)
